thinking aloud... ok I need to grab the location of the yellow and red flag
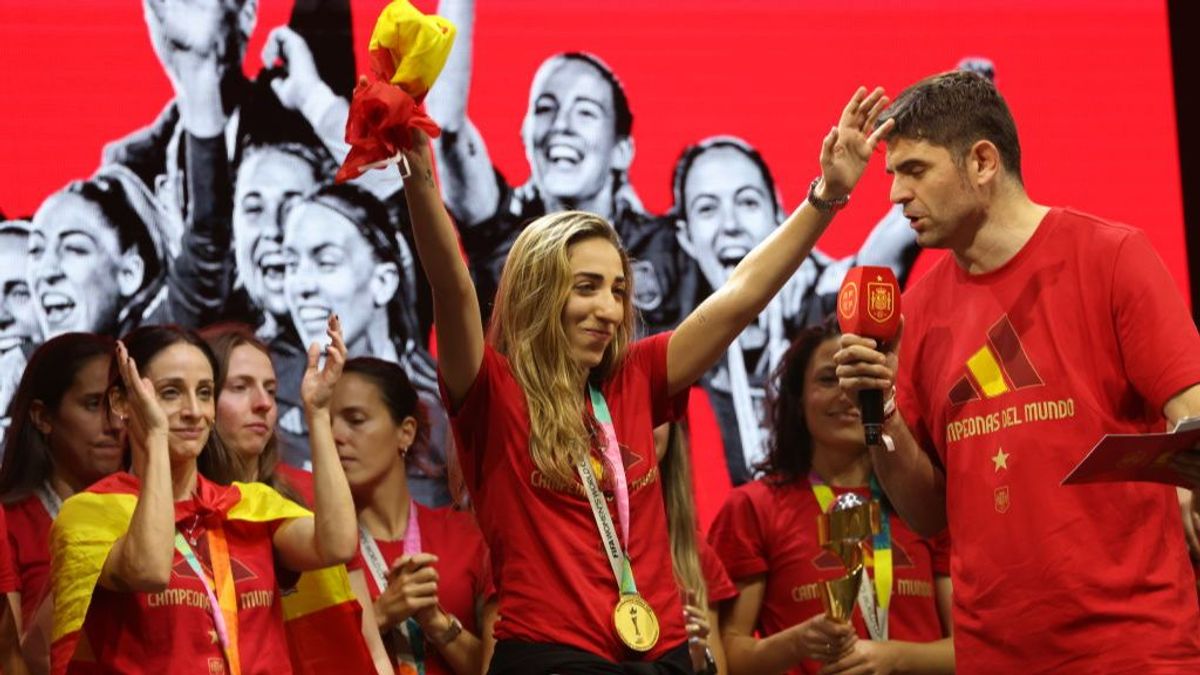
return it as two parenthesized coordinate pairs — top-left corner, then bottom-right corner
(50, 474), (372, 675)
(336, 0), (457, 183)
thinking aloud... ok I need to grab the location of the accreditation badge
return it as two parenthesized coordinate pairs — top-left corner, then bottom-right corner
(613, 593), (659, 652)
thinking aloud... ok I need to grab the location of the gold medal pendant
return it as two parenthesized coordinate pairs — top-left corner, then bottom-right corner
(613, 593), (659, 652)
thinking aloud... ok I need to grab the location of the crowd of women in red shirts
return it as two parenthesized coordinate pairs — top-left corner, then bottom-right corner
(0, 85), (966, 675)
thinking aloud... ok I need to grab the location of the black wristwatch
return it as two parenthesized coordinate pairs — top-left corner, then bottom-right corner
(698, 647), (717, 675)
(807, 176), (851, 213)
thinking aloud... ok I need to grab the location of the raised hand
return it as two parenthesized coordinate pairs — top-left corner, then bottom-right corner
(300, 315), (347, 412)
(145, 0), (229, 59)
(113, 341), (169, 449)
(374, 552), (441, 632)
(819, 87), (895, 200)
(261, 26), (324, 113)
(145, 0), (230, 136)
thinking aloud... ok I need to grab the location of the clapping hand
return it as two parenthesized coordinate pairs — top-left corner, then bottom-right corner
(374, 552), (441, 632)
(113, 340), (169, 453)
(300, 315), (347, 412)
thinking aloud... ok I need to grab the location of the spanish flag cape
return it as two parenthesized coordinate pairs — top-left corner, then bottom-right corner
(50, 473), (373, 675)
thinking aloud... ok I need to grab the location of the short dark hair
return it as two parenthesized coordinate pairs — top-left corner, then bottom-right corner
(671, 136), (782, 222)
(880, 70), (1023, 182)
(550, 52), (633, 140)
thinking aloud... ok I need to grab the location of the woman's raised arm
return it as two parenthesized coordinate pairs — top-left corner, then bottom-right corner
(400, 132), (484, 409)
(667, 87), (893, 396)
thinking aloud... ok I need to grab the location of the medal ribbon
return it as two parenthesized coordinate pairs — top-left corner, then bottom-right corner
(36, 482), (63, 519)
(579, 385), (638, 597)
(174, 527), (242, 675)
(358, 501), (426, 674)
(809, 472), (892, 639)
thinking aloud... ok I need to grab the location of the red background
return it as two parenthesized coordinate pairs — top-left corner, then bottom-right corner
(0, 0), (1186, 525)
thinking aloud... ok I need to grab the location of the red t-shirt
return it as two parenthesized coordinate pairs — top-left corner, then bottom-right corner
(0, 505), (18, 595)
(708, 479), (948, 675)
(444, 332), (689, 661)
(897, 208), (1200, 673)
(79, 475), (296, 675)
(274, 464), (315, 507)
(348, 503), (493, 675)
(4, 495), (50, 623)
(697, 537), (737, 605)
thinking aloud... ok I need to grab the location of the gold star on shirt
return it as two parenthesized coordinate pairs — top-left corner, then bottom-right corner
(992, 448), (1010, 472)
(209, 629), (218, 644)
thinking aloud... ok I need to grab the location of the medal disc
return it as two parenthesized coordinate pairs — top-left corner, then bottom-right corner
(613, 594), (659, 652)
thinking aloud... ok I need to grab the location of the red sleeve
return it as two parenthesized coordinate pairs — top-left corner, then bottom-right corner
(927, 528), (951, 577)
(626, 331), (689, 427)
(439, 346), (506, 493)
(697, 537), (738, 604)
(1110, 229), (1200, 413)
(706, 485), (769, 581)
(895, 309), (939, 467)
(0, 508), (15, 594)
(476, 534), (496, 602)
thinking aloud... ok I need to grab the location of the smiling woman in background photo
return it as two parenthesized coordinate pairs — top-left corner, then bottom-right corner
(275, 182), (453, 506)
(27, 169), (169, 341)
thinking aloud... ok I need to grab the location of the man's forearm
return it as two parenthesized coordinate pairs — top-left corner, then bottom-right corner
(871, 412), (948, 537)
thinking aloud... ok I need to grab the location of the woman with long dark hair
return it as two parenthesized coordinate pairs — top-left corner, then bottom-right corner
(0, 332), (121, 657)
(708, 319), (953, 674)
(48, 319), (357, 674)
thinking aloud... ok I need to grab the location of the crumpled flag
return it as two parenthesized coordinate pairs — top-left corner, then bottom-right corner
(335, 0), (456, 183)
(369, 0), (456, 100)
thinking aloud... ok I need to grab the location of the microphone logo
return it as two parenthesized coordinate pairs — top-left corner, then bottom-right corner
(838, 282), (858, 320)
(868, 277), (896, 323)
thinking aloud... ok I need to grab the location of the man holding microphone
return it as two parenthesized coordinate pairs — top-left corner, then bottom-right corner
(834, 70), (1200, 673)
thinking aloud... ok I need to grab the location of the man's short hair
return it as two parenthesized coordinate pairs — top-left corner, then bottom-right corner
(879, 70), (1022, 183)
(550, 52), (634, 140)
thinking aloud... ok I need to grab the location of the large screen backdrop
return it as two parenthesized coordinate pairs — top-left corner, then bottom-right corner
(0, 0), (1187, 524)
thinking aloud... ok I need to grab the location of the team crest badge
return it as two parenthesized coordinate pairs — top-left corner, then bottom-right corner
(866, 281), (895, 323)
(994, 485), (1010, 514)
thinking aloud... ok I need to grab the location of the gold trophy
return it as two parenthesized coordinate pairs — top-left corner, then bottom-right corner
(817, 493), (881, 622)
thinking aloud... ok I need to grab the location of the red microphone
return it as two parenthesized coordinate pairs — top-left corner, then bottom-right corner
(836, 267), (901, 447)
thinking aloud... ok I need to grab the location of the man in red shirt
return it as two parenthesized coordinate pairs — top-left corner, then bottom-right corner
(835, 70), (1200, 673)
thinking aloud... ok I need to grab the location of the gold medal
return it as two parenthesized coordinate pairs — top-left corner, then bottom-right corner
(613, 593), (659, 652)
